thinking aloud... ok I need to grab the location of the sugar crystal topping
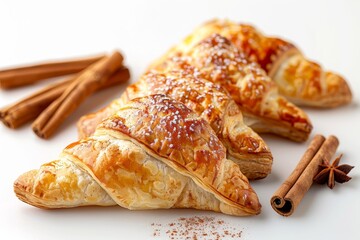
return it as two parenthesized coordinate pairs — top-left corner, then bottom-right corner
(103, 95), (226, 175)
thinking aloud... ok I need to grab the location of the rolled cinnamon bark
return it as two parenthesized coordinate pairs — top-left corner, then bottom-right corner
(0, 67), (130, 129)
(270, 135), (339, 216)
(32, 51), (124, 139)
(0, 55), (105, 89)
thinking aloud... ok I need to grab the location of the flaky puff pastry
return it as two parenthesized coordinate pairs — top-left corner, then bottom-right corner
(175, 19), (352, 108)
(78, 70), (272, 179)
(14, 95), (261, 216)
(152, 34), (312, 142)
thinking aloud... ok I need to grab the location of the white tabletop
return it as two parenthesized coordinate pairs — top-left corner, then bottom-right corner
(1, 0), (359, 239)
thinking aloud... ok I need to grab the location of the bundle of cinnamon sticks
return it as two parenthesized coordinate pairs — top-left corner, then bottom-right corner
(0, 51), (130, 139)
(270, 135), (340, 216)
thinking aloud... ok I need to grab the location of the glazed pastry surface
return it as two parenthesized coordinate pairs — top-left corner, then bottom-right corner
(153, 34), (312, 142)
(15, 95), (261, 216)
(122, 70), (273, 179)
(78, 70), (273, 179)
(176, 19), (352, 107)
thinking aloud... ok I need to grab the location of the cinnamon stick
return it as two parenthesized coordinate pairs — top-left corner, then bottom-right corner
(0, 67), (130, 129)
(0, 54), (105, 89)
(270, 135), (339, 216)
(32, 51), (124, 139)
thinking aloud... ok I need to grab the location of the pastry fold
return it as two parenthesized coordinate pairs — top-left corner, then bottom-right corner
(101, 70), (272, 179)
(177, 19), (352, 108)
(78, 70), (273, 179)
(152, 34), (312, 142)
(14, 95), (261, 216)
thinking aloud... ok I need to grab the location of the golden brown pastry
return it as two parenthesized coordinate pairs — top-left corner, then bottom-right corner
(152, 34), (313, 142)
(78, 70), (272, 179)
(172, 19), (352, 108)
(14, 95), (261, 216)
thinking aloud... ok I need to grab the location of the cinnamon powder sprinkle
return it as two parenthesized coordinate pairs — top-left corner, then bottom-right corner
(150, 216), (244, 239)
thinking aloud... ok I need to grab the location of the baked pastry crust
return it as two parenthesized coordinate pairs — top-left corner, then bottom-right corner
(176, 19), (352, 108)
(78, 70), (273, 180)
(130, 70), (273, 179)
(153, 34), (312, 142)
(14, 95), (261, 216)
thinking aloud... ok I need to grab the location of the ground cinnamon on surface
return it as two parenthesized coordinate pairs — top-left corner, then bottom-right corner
(150, 216), (243, 239)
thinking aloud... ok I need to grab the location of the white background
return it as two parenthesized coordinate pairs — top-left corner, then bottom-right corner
(1, 0), (360, 239)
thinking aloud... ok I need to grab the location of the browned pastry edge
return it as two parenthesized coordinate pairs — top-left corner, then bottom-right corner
(14, 170), (73, 210)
